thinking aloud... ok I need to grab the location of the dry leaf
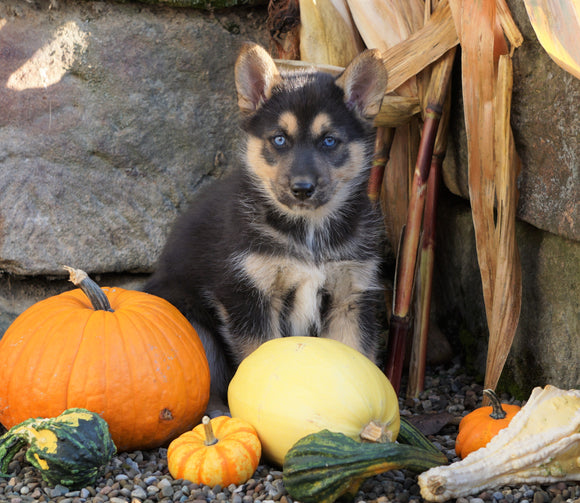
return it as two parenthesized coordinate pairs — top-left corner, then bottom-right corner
(523, 0), (580, 79)
(299, 0), (364, 66)
(449, 0), (522, 394)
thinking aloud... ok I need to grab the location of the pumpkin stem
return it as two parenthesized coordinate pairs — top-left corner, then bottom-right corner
(360, 420), (396, 443)
(483, 389), (507, 420)
(202, 416), (218, 446)
(64, 266), (114, 312)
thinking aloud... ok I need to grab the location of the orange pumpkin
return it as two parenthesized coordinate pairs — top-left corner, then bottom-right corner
(455, 389), (521, 459)
(0, 266), (210, 452)
(167, 415), (261, 486)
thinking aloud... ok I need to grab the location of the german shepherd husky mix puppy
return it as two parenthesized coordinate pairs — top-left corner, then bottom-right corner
(145, 43), (388, 410)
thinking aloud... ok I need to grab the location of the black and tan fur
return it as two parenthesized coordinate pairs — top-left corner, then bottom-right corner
(144, 43), (388, 408)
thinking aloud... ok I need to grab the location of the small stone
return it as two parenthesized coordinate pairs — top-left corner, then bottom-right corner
(30, 488), (43, 499)
(396, 491), (410, 503)
(146, 485), (160, 495)
(157, 478), (172, 489)
(50, 485), (70, 498)
(131, 486), (147, 500)
(161, 485), (174, 497)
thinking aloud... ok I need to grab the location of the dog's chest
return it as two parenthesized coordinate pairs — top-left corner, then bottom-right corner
(236, 250), (377, 337)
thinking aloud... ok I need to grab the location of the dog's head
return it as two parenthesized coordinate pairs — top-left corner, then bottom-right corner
(235, 44), (387, 221)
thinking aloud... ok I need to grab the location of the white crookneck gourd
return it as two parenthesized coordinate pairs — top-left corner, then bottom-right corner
(419, 385), (580, 502)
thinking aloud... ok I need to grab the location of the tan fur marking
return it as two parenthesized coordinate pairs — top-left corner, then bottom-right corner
(278, 111), (299, 137)
(310, 113), (333, 138)
(333, 141), (367, 182)
(323, 260), (379, 352)
(246, 136), (277, 186)
(237, 252), (378, 350)
(241, 253), (325, 337)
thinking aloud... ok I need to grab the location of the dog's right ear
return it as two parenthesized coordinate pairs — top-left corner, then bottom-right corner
(235, 43), (281, 115)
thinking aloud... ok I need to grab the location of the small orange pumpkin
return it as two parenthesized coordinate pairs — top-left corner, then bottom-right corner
(167, 415), (262, 486)
(0, 267), (210, 452)
(455, 389), (521, 459)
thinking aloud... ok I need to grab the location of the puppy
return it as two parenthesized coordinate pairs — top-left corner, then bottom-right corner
(144, 43), (388, 409)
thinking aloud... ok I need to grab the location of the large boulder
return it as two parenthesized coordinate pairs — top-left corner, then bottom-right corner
(0, 0), (268, 276)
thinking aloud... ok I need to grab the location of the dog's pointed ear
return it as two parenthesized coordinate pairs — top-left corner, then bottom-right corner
(336, 49), (387, 121)
(235, 43), (281, 115)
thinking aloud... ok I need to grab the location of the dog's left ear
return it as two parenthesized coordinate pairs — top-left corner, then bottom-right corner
(336, 49), (387, 121)
(235, 43), (281, 115)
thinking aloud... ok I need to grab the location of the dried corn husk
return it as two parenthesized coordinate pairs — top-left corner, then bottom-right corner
(522, 0), (580, 79)
(380, 0), (458, 96)
(299, 0), (364, 66)
(419, 385), (580, 501)
(448, 0), (522, 396)
(347, 0), (424, 98)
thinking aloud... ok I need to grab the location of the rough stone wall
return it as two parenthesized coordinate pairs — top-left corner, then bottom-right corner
(0, 0), (268, 332)
(0, 1), (268, 278)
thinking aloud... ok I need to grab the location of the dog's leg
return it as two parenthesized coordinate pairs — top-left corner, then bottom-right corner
(287, 267), (325, 337)
(323, 260), (380, 361)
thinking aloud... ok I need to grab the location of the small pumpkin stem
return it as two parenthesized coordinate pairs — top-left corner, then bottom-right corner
(483, 389), (507, 420)
(360, 420), (395, 443)
(202, 416), (218, 446)
(63, 266), (114, 312)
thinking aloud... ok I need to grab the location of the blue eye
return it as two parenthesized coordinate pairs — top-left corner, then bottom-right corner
(322, 135), (337, 148)
(272, 135), (287, 148)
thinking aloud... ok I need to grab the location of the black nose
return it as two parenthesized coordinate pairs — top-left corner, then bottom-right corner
(291, 181), (315, 200)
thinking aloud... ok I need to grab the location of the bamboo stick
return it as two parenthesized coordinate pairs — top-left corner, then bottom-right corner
(384, 48), (455, 393)
(406, 87), (451, 398)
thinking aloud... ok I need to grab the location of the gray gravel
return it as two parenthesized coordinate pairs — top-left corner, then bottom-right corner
(1, 361), (579, 503)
